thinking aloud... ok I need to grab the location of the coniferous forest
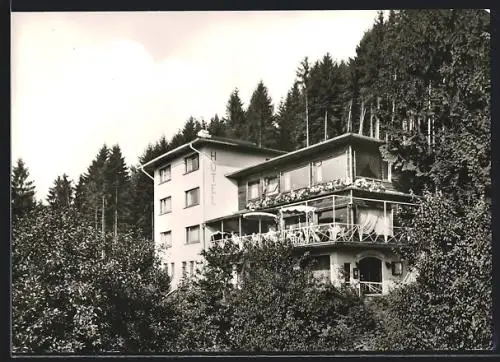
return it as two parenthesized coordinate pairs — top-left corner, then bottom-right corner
(12, 10), (492, 353)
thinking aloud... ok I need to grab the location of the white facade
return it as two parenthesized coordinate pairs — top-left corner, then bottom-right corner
(153, 143), (278, 288)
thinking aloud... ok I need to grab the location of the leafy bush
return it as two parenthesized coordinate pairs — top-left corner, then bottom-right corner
(172, 238), (376, 352)
(12, 207), (176, 353)
(360, 193), (492, 351)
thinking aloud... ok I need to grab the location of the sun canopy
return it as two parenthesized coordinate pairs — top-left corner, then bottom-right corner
(280, 205), (317, 214)
(211, 230), (231, 235)
(242, 212), (278, 220)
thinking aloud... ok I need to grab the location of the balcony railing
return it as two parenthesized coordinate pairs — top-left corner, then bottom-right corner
(222, 222), (409, 249)
(359, 281), (383, 296)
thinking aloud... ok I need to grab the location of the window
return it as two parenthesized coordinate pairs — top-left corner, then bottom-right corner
(281, 165), (310, 192)
(159, 165), (171, 183)
(312, 153), (348, 184)
(247, 180), (260, 200)
(392, 261), (403, 276)
(264, 176), (279, 196)
(160, 197), (172, 214)
(344, 262), (351, 284)
(185, 187), (200, 207)
(302, 255), (330, 282)
(185, 154), (199, 173)
(170, 262), (175, 279)
(160, 231), (172, 248)
(182, 262), (187, 278)
(186, 225), (200, 244)
(335, 207), (349, 224)
(355, 150), (389, 180)
(189, 261), (195, 276)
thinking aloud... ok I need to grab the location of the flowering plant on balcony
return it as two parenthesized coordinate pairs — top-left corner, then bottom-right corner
(353, 177), (386, 192)
(245, 176), (387, 211)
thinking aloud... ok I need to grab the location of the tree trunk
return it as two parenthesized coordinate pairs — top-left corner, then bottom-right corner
(95, 205), (98, 230)
(347, 100), (352, 132)
(369, 104), (374, 138)
(114, 185), (118, 242)
(358, 99), (366, 136)
(391, 100), (395, 126)
(428, 82), (432, 148)
(305, 92), (309, 147)
(375, 97), (380, 139)
(101, 195), (105, 238)
(324, 109), (328, 141)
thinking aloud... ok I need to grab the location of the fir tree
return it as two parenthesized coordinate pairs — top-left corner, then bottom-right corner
(105, 145), (132, 238)
(295, 57), (311, 148)
(46, 174), (73, 210)
(276, 82), (304, 151)
(225, 88), (247, 140)
(207, 114), (226, 137)
(245, 81), (278, 148)
(11, 158), (36, 220)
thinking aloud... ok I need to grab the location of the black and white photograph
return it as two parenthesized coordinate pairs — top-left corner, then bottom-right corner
(11, 9), (492, 354)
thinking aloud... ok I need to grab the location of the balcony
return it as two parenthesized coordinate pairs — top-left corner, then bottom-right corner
(214, 222), (409, 249)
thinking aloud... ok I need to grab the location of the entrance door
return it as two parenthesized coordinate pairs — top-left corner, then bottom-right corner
(358, 257), (382, 295)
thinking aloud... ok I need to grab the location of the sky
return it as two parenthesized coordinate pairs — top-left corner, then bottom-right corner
(12, 10), (384, 202)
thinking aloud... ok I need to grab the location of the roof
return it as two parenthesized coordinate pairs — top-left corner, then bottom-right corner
(140, 135), (286, 171)
(226, 133), (385, 179)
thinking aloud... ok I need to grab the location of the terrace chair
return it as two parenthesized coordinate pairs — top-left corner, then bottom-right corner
(251, 233), (260, 246)
(309, 225), (322, 243)
(328, 224), (342, 241)
(296, 229), (307, 245)
(267, 230), (279, 244)
(232, 234), (241, 249)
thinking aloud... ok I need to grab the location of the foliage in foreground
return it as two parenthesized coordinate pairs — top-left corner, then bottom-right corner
(12, 208), (175, 353)
(360, 193), (492, 351)
(172, 239), (376, 352)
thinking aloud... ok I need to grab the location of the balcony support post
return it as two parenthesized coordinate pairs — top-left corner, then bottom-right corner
(238, 216), (242, 237)
(332, 195), (336, 225)
(384, 201), (388, 243)
(221, 220), (224, 233)
(258, 219), (262, 244)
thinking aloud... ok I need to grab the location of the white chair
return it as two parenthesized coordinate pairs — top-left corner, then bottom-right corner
(329, 224), (341, 241)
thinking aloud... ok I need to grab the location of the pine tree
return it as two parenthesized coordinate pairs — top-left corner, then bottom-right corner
(245, 81), (278, 148)
(225, 88), (247, 140)
(46, 174), (73, 210)
(276, 82), (304, 151)
(207, 114), (226, 137)
(306, 54), (346, 143)
(129, 137), (170, 240)
(295, 57), (311, 148)
(79, 145), (109, 231)
(105, 145), (132, 238)
(11, 158), (36, 220)
(181, 117), (200, 142)
(73, 174), (87, 211)
(373, 9), (490, 198)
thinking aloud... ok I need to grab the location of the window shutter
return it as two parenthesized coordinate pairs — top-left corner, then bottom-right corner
(238, 182), (246, 209)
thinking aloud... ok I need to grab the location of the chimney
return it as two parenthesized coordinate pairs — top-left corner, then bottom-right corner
(197, 129), (211, 138)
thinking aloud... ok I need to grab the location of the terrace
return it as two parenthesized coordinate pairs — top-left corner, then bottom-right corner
(207, 193), (415, 249)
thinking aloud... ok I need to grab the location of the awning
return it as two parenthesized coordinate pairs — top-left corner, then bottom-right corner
(242, 211), (278, 221)
(280, 205), (317, 214)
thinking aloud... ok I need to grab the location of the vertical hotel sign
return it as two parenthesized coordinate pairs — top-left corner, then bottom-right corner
(210, 151), (216, 205)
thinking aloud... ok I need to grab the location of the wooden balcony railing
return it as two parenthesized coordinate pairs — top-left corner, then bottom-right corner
(223, 222), (409, 249)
